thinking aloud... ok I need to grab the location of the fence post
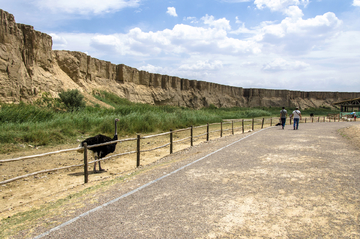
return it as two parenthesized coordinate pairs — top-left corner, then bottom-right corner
(207, 123), (210, 141)
(312, 117), (314, 123)
(221, 121), (223, 137)
(324, 117), (325, 122)
(305, 118), (307, 123)
(137, 134), (141, 167)
(242, 119), (244, 134)
(83, 143), (88, 184)
(232, 121), (234, 135)
(252, 118), (254, 131)
(270, 118), (272, 126)
(191, 126), (193, 146)
(290, 117), (292, 125)
(170, 129), (173, 154)
(318, 117), (320, 122)
(261, 118), (264, 129)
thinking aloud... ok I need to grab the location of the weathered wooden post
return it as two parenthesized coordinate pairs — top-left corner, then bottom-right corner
(242, 119), (244, 134)
(252, 118), (254, 131)
(207, 123), (209, 141)
(261, 118), (264, 129)
(318, 117), (320, 122)
(137, 134), (141, 167)
(305, 118), (307, 123)
(83, 142), (88, 184)
(324, 117), (325, 122)
(170, 129), (173, 154)
(270, 118), (272, 126)
(312, 117), (314, 123)
(191, 126), (193, 146)
(232, 121), (234, 135)
(220, 121), (223, 137)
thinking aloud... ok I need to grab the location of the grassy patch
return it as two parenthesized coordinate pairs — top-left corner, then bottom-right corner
(0, 91), (339, 153)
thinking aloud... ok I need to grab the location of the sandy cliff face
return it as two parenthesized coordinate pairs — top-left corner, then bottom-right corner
(0, 9), (359, 108)
(0, 9), (81, 103)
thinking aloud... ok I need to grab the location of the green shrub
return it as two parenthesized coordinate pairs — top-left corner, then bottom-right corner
(34, 92), (61, 108)
(207, 104), (218, 110)
(58, 89), (85, 112)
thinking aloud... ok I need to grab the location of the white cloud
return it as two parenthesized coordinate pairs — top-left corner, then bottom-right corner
(184, 17), (198, 23)
(201, 14), (231, 30)
(284, 5), (304, 19)
(262, 58), (310, 71)
(119, 22), (259, 55)
(353, 0), (360, 6)
(50, 33), (68, 48)
(35, 0), (140, 15)
(254, 8), (342, 54)
(167, 7), (178, 17)
(220, 0), (251, 2)
(179, 60), (223, 71)
(50, 21), (260, 58)
(231, 22), (256, 34)
(235, 17), (242, 24)
(254, 0), (309, 12)
(51, 33), (95, 54)
(138, 64), (166, 73)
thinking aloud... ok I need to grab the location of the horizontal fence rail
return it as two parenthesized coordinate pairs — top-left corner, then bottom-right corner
(0, 116), (357, 185)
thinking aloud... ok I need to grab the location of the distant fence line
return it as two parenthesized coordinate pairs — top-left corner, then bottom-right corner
(0, 116), (357, 185)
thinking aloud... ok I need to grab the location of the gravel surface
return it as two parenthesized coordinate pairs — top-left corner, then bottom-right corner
(33, 122), (360, 238)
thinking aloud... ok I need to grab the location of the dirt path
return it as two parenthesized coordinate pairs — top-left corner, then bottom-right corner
(22, 121), (360, 238)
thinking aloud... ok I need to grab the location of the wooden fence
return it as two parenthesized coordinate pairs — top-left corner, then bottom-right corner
(0, 116), (356, 185)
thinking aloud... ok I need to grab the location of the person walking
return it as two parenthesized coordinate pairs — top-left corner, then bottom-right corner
(280, 107), (287, 129)
(292, 107), (302, 130)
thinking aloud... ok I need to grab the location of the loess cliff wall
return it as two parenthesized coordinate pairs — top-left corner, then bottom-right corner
(1, 9), (359, 109)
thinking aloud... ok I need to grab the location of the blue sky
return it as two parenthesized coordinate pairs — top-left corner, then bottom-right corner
(1, 0), (360, 92)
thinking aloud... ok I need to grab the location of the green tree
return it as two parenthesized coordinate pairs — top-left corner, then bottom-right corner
(58, 89), (85, 112)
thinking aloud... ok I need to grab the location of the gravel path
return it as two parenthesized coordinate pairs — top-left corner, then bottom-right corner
(35, 122), (360, 238)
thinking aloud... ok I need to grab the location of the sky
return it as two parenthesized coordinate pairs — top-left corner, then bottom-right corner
(1, 0), (360, 92)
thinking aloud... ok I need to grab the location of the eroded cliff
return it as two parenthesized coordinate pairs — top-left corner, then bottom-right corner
(1, 9), (359, 109)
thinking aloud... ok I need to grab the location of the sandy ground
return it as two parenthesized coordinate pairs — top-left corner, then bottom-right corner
(0, 119), (260, 219)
